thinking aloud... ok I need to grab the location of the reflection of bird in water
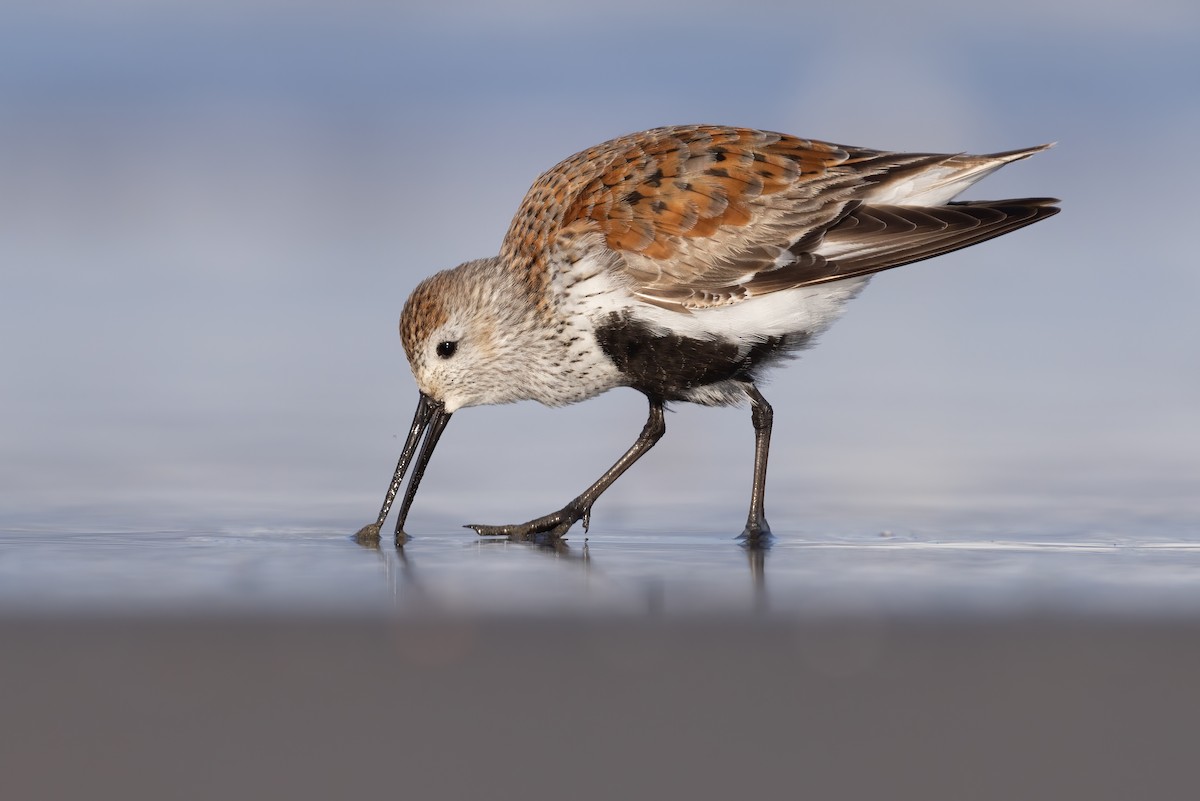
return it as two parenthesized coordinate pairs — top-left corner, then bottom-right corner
(476, 536), (583, 560)
(353, 531), (427, 609)
(746, 541), (767, 614)
(355, 524), (774, 615)
(355, 125), (1057, 547)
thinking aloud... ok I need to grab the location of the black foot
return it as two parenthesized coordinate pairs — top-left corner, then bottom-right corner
(738, 517), (773, 545)
(467, 503), (592, 542)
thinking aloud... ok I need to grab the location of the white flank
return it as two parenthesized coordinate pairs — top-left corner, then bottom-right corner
(561, 255), (868, 346)
(634, 278), (870, 344)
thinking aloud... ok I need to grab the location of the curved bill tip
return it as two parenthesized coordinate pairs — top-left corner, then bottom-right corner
(359, 392), (452, 546)
(353, 523), (382, 548)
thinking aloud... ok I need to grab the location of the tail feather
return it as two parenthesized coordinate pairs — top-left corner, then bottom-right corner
(985, 142), (1057, 163)
(864, 143), (1056, 206)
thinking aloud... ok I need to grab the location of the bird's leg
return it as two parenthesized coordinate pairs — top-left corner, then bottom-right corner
(469, 398), (666, 541)
(740, 384), (773, 542)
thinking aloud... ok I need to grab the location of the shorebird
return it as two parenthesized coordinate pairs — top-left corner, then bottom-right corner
(355, 125), (1058, 545)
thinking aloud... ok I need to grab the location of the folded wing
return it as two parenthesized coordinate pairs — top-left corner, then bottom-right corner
(500, 125), (1059, 312)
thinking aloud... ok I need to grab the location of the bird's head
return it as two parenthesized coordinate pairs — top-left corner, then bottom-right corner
(400, 258), (529, 414)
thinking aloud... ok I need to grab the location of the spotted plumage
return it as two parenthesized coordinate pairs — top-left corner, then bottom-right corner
(360, 125), (1059, 546)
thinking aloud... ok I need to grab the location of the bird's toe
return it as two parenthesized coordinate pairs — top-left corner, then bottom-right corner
(466, 504), (587, 541)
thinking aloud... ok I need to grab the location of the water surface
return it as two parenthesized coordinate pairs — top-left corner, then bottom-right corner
(4, 500), (1197, 618)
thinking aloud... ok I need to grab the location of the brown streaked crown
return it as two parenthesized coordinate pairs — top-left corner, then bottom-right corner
(399, 272), (451, 364)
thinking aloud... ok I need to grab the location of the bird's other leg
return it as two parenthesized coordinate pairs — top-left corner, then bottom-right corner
(469, 397), (667, 541)
(740, 384), (773, 543)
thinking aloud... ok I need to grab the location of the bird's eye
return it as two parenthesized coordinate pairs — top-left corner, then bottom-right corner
(436, 340), (458, 359)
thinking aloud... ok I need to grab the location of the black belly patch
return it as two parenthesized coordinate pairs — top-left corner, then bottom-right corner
(594, 311), (802, 401)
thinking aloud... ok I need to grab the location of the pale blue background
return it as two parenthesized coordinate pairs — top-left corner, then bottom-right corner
(2, 0), (1197, 535)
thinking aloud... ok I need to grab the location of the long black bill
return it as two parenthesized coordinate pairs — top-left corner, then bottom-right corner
(355, 392), (452, 546)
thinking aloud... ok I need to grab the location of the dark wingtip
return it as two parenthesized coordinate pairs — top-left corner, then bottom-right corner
(949, 197), (1062, 216)
(998, 197), (1063, 217)
(988, 142), (1057, 161)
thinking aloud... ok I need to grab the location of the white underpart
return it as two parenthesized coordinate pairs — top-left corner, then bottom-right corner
(563, 254), (868, 347)
(635, 278), (868, 344)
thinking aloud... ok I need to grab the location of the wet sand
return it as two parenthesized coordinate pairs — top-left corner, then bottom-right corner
(3, 612), (1197, 801)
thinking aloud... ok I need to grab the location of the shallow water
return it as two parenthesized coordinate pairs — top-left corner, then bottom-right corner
(3, 500), (1198, 618)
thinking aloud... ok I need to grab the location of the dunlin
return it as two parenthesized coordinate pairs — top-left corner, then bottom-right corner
(356, 125), (1058, 545)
